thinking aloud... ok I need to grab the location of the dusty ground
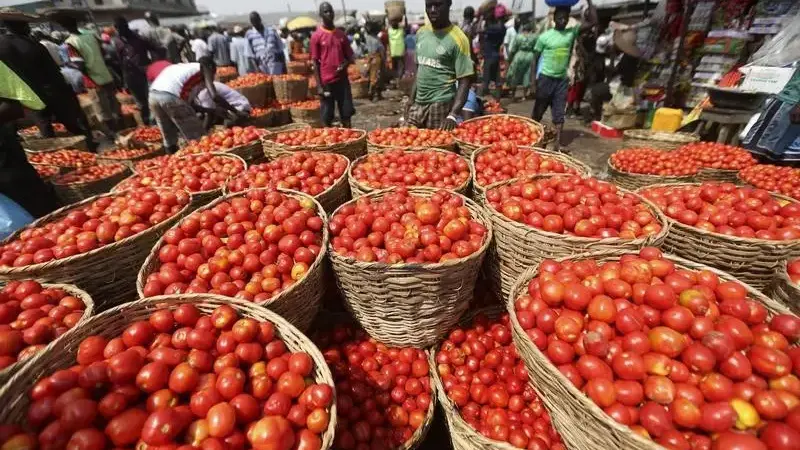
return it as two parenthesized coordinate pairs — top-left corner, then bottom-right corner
(348, 89), (624, 178)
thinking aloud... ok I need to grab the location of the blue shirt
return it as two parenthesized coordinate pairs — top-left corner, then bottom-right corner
(245, 27), (285, 74)
(207, 32), (231, 66)
(405, 34), (416, 51)
(229, 36), (254, 76)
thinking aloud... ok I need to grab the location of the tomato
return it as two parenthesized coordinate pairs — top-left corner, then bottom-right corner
(246, 416), (295, 450)
(207, 402), (236, 438)
(105, 408), (149, 447)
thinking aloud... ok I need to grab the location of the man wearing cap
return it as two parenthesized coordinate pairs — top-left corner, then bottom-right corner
(246, 11), (286, 75)
(0, 8), (97, 150)
(229, 26), (254, 75)
(530, 0), (597, 152)
(408, 0), (473, 130)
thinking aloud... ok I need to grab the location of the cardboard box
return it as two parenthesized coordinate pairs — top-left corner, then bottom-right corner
(739, 66), (797, 94)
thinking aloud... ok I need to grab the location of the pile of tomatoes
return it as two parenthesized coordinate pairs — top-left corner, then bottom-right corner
(250, 108), (271, 118)
(226, 73), (271, 89)
(368, 128), (454, 148)
(674, 143), (757, 171)
(273, 74), (306, 82)
(227, 152), (348, 196)
(486, 176), (662, 239)
(53, 164), (127, 186)
(313, 325), (432, 448)
(739, 165), (800, 201)
(610, 148), (701, 177)
(130, 127), (163, 144)
(0, 188), (189, 267)
(436, 312), (564, 449)
(350, 149), (470, 191)
(118, 154), (245, 194)
(134, 156), (171, 174)
(329, 188), (488, 263)
(0, 280), (87, 370)
(473, 142), (581, 188)
(141, 189), (324, 302)
(34, 165), (59, 180)
(216, 66), (237, 77)
(641, 183), (800, 241)
(121, 104), (139, 116)
(19, 123), (66, 137)
(514, 247), (800, 449)
(453, 116), (541, 146)
(269, 128), (362, 147)
(180, 127), (264, 155)
(101, 147), (159, 161)
(288, 100), (320, 110)
(28, 150), (96, 169)
(483, 99), (505, 114)
(788, 259), (800, 285)
(0, 303), (335, 450)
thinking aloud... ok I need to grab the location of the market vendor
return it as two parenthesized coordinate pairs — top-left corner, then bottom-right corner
(194, 81), (251, 129)
(148, 57), (237, 153)
(408, 0), (473, 130)
(742, 68), (800, 162)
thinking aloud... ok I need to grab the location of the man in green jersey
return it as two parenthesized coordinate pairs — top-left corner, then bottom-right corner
(408, 0), (473, 130)
(531, 1), (597, 152)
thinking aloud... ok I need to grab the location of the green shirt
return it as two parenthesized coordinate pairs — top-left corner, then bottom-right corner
(388, 27), (405, 58)
(414, 24), (474, 105)
(0, 61), (44, 111)
(66, 33), (113, 86)
(534, 27), (579, 79)
(777, 68), (800, 105)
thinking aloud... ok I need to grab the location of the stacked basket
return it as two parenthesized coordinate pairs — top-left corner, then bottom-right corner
(607, 158), (697, 191)
(327, 187), (492, 348)
(454, 115), (544, 158)
(506, 250), (796, 450)
(263, 128), (367, 161)
(274, 76), (310, 103)
(290, 102), (322, 126)
(137, 189), (329, 332)
(351, 79), (370, 99)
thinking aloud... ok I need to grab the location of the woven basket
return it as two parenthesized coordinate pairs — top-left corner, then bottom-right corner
(470, 146), (592, 197)
(215, 72), (237, 83)
(484, 175), (669, 300)
(347, 148), (472, 198)
(96, 144), (165, 167)
(233, 82), (269, 108)
(226, 140), (267, 165)
(115, 153), (247, 210)
(622, 129), (700, 151)
(272, 108), (292, 126)
(137, 188), (328, 332)
(267, 122), (310, 134)
(288, 61), (311, 75)
(274, 77), (310, 103)
(767, 262), (800, 314)
(638, 182), (800, 289)
(247, 111), (275, 128)
(506, 250), (795, 450)
(117, 127), (162, 149)
(0, 190), (190, 310)
(328, 187), (492, 347)
(0, 293), (337, 450)
(351, 79), (369, 99)
(52, 165), (132, 204)
(0, 282), (93, 387)
(695, 168), (742, 184)
(264, 128), (367, 161)
(290, 106), (321, 125)
(454, 115), (544, 158)
(367, 140), (457, 154)
(22, 135), (87, 154)
(607, 159), (697, 191)
(429, 307), (536, 450)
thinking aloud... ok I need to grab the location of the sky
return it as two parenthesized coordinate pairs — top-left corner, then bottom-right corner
(196, 0), (494, 16)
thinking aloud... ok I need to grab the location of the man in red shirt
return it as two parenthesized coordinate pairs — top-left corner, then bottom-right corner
(310, 2), (355, 127)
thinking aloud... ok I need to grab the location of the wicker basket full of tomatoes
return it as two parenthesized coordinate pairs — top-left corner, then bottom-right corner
(507, 247), (800, 450)
(0, 294), (337, 450)
(453, 115), (544, 158)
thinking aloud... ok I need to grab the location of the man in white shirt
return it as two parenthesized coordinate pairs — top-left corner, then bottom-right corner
(190, 31), (210, 60)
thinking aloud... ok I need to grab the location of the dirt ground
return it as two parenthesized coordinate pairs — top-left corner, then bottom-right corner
(348, 88), (624, 178)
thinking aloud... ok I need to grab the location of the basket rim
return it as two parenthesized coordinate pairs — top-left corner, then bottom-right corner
(777, 259), (800, 296)
(471, 145), (592, 190)
(622, 129), (700, 143)
(96, 144), (164, 162)
(348, 147), (471, 194)
(366, 127), (456, 149)
(0, 282), (95, 381)
(115, 152), (247, 194)
(483, 174), (671, 245)
(176, 133), (268, 158)
(453, 114), (544, 147)
(27, 149), (97, 168)
(0, 187), (192, 275)
(51, 163), (129, 187)
(505, 249), (795, 450)
(226, 151), (351, 201)
(262, 127), (367, 150)
(22, 135), (87, 154)
(0, 293), (337, 450)
(607, 157), (700, 180)
(637, 182), (800, 246)
(327, 186), (493, 270)
(136, 187), (330, 307)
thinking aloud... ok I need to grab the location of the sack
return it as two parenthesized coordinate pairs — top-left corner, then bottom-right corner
(0, 194), (33, 240)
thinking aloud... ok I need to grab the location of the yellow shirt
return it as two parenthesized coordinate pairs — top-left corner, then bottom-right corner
(0, 61), (45, 111)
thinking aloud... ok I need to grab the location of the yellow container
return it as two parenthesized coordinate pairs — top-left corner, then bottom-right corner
(651, 107), (683, 132)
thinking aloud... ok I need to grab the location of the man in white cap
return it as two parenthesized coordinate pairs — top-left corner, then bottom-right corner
(229, 25), (254, 75)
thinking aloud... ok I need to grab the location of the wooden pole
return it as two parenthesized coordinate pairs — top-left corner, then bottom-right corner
(665, 0), (693, 108)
